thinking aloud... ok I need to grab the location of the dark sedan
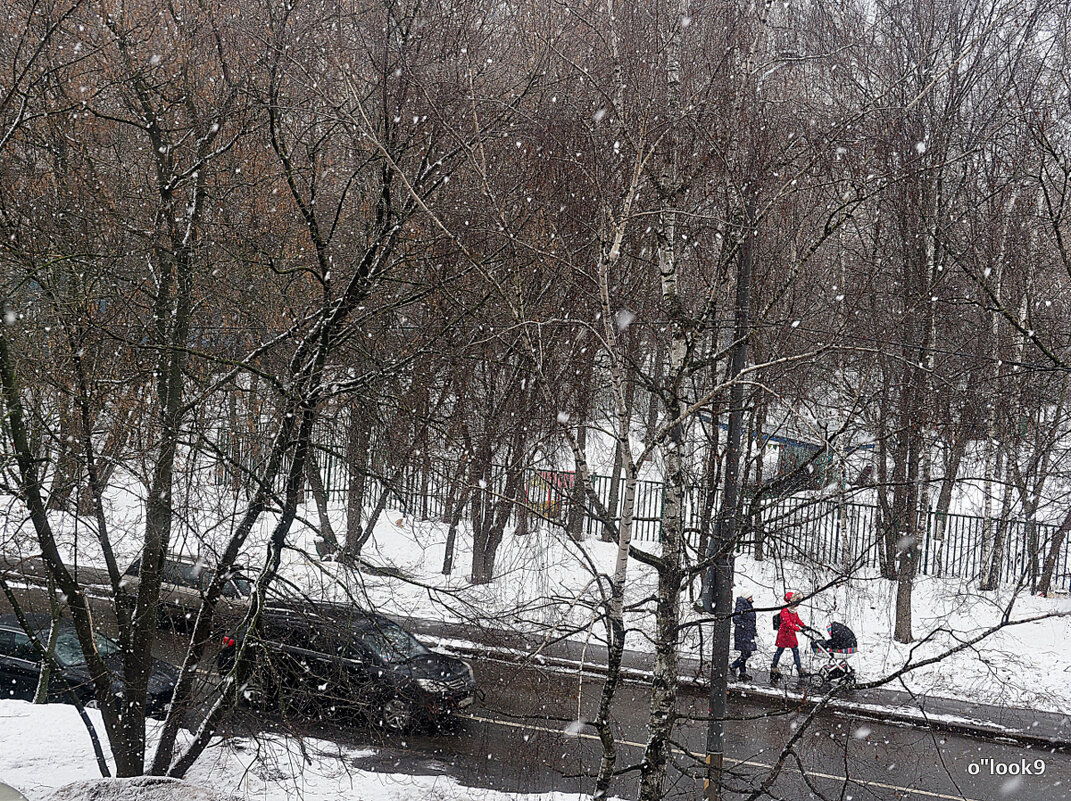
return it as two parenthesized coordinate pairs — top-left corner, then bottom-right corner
(0, 616), (177, 717)
(218, 603), (476, 731)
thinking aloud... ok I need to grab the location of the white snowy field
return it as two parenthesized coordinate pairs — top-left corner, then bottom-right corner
(0, 700), (604, 801)
(2, 473), (1070, 715)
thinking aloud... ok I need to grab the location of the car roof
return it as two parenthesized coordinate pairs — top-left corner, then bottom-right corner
(261, 601), (394, 631)
(130, 552), (246, 565)
(0, 613), (62, 633)
(127, 554), (249, 572)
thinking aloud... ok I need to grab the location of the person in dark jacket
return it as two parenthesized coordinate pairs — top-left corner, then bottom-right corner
(729, 594), (757, 680)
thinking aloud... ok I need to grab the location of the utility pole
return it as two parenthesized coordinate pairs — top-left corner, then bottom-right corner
(702, 198), (753, 799)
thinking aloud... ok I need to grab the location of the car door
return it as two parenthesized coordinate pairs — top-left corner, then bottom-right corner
(256, 620), (329, 709)
(0, 628), (42, 700)
(275, 624), (372, 715)
(337, 640), (384, 711)
(299, 626), (356, 713)
(162, 559), (199, 611)
(217, 570), (251, 618)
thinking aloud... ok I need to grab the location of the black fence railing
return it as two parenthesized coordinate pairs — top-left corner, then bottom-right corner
(210, 431), (1071, 594)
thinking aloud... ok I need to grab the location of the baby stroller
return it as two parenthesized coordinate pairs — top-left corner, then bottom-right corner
(805, 622), (857, 690)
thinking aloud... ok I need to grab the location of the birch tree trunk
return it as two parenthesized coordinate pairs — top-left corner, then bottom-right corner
(979, 192), (1017, 589)
(637, 5), (689, 796)
(32, 573), (62, 704)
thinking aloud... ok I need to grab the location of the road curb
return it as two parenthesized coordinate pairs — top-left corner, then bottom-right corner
(425, 634), (1071, 753)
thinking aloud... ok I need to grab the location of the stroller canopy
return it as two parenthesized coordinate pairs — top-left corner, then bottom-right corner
(825, 622), (857, 653)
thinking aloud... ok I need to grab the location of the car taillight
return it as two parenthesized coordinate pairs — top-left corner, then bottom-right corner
(222, 636), (235, 648)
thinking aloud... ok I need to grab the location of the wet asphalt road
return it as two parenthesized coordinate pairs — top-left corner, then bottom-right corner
(4, 578), (1071, 800)
(209, 645), (1071, 801)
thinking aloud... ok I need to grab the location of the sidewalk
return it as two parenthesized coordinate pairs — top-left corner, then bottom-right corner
(401, 615), (1071, 751)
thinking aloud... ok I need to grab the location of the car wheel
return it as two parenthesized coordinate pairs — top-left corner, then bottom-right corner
(381, 697), (414, 732)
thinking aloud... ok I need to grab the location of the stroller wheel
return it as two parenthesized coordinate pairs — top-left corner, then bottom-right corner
(808, 671), (827, 690)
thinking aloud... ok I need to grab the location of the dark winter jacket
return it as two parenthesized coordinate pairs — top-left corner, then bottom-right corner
(775, 606), (804, 649)
(732, 597), (757, 653)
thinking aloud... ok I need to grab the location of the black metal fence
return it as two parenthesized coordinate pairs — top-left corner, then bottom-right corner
(215, 431), (1071, 593)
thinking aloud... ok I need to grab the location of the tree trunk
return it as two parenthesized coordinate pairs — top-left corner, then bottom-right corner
(592, 465), (639, 798)
(931, 427), (969, 578)
(345, 405), (372, 559)
(603, 368), (636, 543)
(982, 450), (1014, 591)
(702, 195), (753, 799)
(566, 423), (588, 541)
(442, 483), (472, 576)
(894, 425), (920, 643)
(33, 574), (63, 703)
(645, 338), (664, 440)
(638, 481), (684, 801)
(893, 302), (925, 643)
(875, 378), (897, 580)
(47, 394), (83, 511)
(306, 451), (338, 555)
(979, 436), (998, 588)
(751, 404), (766, 562)
(351, 483), (392, 556)
(638, 6), (689, 793)
(1037, 507), (1071, 596)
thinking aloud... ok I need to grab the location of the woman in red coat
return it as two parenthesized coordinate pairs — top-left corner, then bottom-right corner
(771, 591), (808, 679)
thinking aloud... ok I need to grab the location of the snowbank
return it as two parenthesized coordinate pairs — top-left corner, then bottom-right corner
(47, 777), (240, 801)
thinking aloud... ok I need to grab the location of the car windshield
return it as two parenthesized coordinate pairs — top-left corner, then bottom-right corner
(155, 559), (250, 598)
(52, 630), (121, 668)
(219, 573), (252, 599)
(359, 621), (430, 664)
(167, 559), (206, 590)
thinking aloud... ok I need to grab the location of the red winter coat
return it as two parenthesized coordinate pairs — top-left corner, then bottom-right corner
(776, 607), (804, 648)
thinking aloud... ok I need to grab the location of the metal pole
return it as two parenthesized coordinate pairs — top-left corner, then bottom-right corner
(703, 200), (753, 799)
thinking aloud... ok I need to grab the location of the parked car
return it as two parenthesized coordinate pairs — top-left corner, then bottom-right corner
(120, 554), (252, 625)
(0, 615), (177, 717)
(217, 603), (476, 731)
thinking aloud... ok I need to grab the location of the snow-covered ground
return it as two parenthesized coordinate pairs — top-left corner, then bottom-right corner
(329, 513), (1071, 714)
(2, 471), (1070, 716)
(0, 700), (605, 801)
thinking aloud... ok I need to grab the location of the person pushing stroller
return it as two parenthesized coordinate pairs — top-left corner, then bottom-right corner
(770, 591), (811, 681)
